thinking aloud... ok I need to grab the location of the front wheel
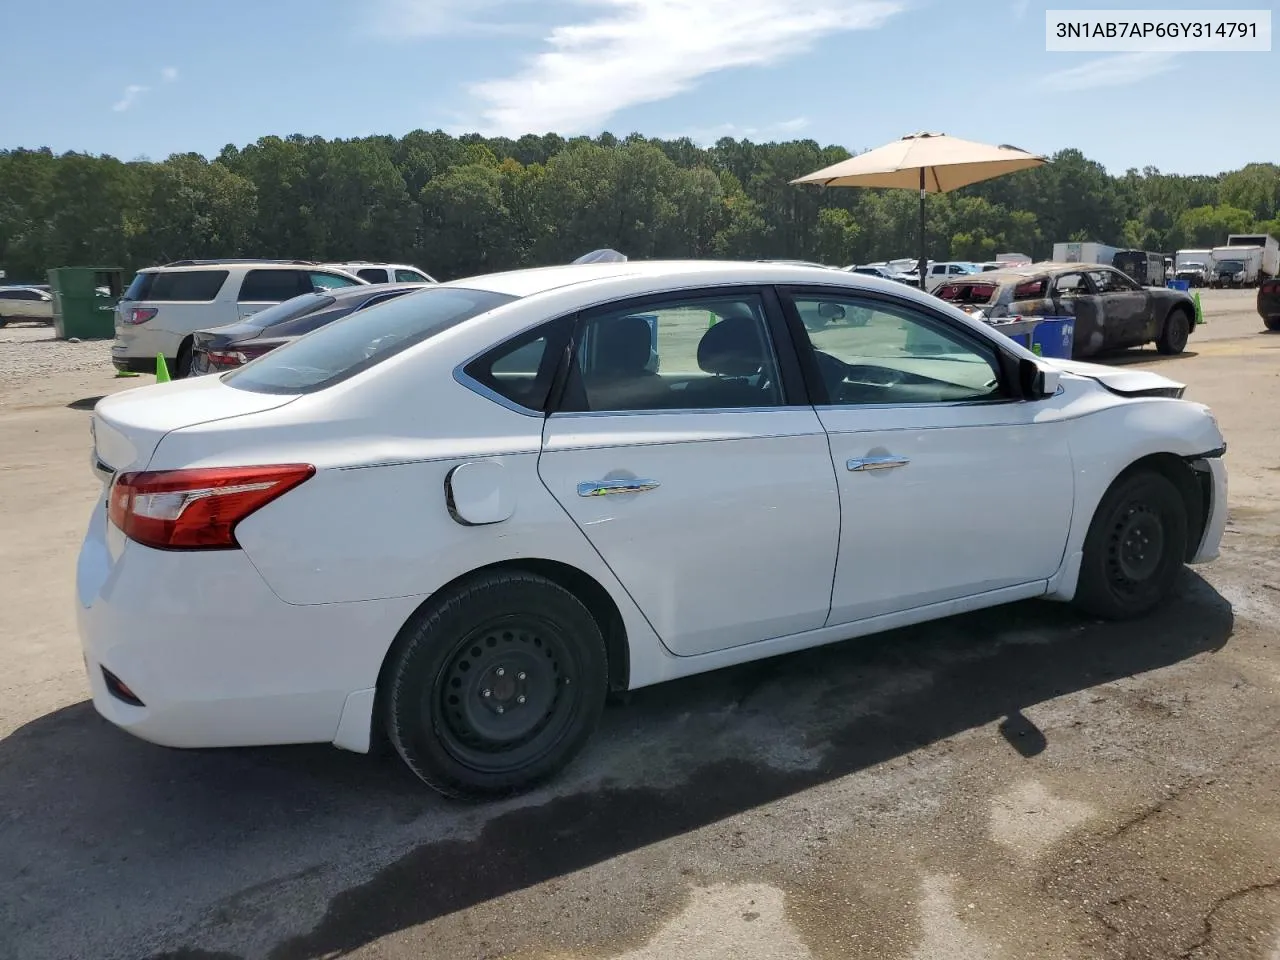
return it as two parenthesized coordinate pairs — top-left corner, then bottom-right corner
(384, 570), (608, 799)
(1156, 308), (1191, 355)
(1073, 470), (1188, 620)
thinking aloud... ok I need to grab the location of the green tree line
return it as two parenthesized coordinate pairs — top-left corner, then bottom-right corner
(2, 131), (1278, 283)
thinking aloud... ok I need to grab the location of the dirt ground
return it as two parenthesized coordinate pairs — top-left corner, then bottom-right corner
(1, 288), (1278, 960)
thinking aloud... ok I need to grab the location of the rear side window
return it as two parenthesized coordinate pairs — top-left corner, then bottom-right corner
(125, 270), (228, 302)
(357, 268), (390, 283)
(225, 287), (517, 394)
(463, 317), (573, 411)
(242, 293), (335, 329)
(239, 270), (306, 302)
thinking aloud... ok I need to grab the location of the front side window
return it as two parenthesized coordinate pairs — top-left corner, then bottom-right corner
(395, 269), (431, 283)
(559, 293), (784, 413)
(1089, 269), (1139, 293)
(225, 287), (516, 394)
(310, 271), (361, 290)
(1053, 273), (1089, 297)
(788, 292), (1006, 406)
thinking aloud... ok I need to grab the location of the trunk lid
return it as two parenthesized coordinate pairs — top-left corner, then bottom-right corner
(91, 376), (298, 473)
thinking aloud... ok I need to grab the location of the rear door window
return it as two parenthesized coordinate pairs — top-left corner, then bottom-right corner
(225, 287), (516, 394)
(395, 268), (431, 283)
(239, 270), (306, 303)
(126, 270), (229, 302)
(311, 271), (361, 289)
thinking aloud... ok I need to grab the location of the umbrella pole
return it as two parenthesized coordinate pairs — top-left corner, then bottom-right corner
(918, 167), (927, 291)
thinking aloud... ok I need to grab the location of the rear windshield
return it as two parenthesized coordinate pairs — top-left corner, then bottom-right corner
(936, 282), (996, 305)
(241, 293), (335, 329)
(123, 270), (228, 302)
(224, 287), (517, 394)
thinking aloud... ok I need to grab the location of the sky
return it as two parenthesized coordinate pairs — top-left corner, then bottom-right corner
(2, 0), (1275, 175)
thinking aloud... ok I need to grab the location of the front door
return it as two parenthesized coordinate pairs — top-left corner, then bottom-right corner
(1088, 268), (1153, 346)
(780, 288), (1075, 625)
(537, 289), (841, 656)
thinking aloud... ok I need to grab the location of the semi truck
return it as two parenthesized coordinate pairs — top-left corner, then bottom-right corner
(1224, 234), (1279, 280)
(1051, 241), (1119, 266)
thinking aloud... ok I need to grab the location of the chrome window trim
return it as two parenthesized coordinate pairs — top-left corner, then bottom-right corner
(452, 366), (545, 419)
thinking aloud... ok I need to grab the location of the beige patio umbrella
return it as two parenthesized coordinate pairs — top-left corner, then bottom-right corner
(792, 132), (1048, 288)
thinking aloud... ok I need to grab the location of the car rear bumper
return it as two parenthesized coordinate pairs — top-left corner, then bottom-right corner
(112, 323), (179, 366)
(75, 501), (414, 752)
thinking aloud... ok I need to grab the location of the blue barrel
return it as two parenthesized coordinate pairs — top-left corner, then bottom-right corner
(1029, 316), (1075, 359)
(1167, 278), (1189, 292)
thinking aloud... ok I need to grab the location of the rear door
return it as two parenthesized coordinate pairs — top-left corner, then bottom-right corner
(536, 287), (841, 656)
(236, 269), (308, 320)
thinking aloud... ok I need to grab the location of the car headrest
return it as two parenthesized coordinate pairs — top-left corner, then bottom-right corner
(697, 316), (766, 377)
(594, 315), (653, 375)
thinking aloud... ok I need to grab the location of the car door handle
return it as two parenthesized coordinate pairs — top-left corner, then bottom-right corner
(847, 456), (910, 472)
(577, 478), (661, 497)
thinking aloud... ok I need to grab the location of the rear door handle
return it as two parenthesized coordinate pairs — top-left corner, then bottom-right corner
(577, 478), (661, 497)
(847, 456), (910, 472)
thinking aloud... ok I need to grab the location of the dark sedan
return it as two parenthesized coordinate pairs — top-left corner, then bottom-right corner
(935, 262), (1197, 358)
(188, 283), (429, 376)
(1260, 276), (1280, 331)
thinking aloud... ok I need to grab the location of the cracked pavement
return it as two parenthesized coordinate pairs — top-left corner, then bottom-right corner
(2, 291), (1279, 960)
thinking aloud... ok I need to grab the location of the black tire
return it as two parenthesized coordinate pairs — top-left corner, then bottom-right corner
(1265, 316), (1280, 332)
(384, 570), (608, 799)
(1156, 307), (1191, 355)
(1073, 470), (1188, 620)
(174, 340), (193, 378)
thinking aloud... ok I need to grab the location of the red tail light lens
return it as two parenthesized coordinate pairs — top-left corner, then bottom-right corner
(206, 344), (276, 368)
(123, 307), (158, 325)
(108, 464), (314, 550)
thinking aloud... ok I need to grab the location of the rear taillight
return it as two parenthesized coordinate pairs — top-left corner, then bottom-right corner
(206, 344), (275, 368)
(123, 307), (158, 325)
(108, 464), (314, 550)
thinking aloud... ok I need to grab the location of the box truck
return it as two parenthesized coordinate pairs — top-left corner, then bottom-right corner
(1225, 234), (1279, 279)
(1052, 241), (1119, 266)
(1113, 250), (1167, 286)
(1211, 245), (1263, 287)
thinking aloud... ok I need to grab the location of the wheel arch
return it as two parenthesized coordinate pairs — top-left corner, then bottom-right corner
(1106, 452), (1208, 561)
(369, 558), (631, 750)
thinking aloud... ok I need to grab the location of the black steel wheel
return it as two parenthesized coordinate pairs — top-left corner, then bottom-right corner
(1073, 470), (1188, 620)
(384, 570), (608, 799)
(1157, 308), (1191, 355)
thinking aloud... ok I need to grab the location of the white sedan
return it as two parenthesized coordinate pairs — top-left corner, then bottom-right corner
(78, 261), (1227, 798)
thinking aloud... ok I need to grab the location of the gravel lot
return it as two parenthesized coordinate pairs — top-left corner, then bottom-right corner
(1, 289), (1278, 960)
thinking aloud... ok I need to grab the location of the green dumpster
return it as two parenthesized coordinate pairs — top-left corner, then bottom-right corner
(48, 267), (124, 340)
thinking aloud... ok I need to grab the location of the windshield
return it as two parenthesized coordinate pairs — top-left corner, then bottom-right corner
(1219, 260), (1244, 271)
(241, 293), (335, 329)
(1178, 262), (1205, 270)
(224, 286), (517, 394)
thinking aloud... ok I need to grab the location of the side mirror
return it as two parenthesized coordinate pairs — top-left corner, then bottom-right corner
(1018, 358), (1061, 399)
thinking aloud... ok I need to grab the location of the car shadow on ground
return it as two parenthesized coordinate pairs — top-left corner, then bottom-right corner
(1097, 348), (1200, 367)
(66, 395), (106, 411)
(1, 573), (1232, 960)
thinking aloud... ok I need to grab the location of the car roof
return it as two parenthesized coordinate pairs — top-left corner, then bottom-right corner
(952, 261), (1117, 284)
(439, 260), (859, 299)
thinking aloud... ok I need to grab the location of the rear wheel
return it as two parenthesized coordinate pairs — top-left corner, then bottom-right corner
(1073, 470), (1188, 620)
(1264, 316), (1280, 332)
(175, 340), (193, 378)
(384, 571), (608, 799)
(1156, 308), (1191, 355)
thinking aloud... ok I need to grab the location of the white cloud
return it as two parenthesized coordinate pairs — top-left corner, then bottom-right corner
(465, 0), (905, 136)
(1038, 51), (1176, 91)
(111, 84), (148, 112)
(161, 66), (179, 82)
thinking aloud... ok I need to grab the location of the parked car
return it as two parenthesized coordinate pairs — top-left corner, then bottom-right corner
(188, 283), (431, 376)
(80, 261), (1227, 798)
(321, 262), (436, 284)
(1259, 276), (1280, 331)
(113, 260), (367, 376)
(0, 285), (55, 325)
(924, 261), (981, 291)
(848, 264), (913, 284)
(934, 262), (1197, 357)
(1174, 261), (1212, 288)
